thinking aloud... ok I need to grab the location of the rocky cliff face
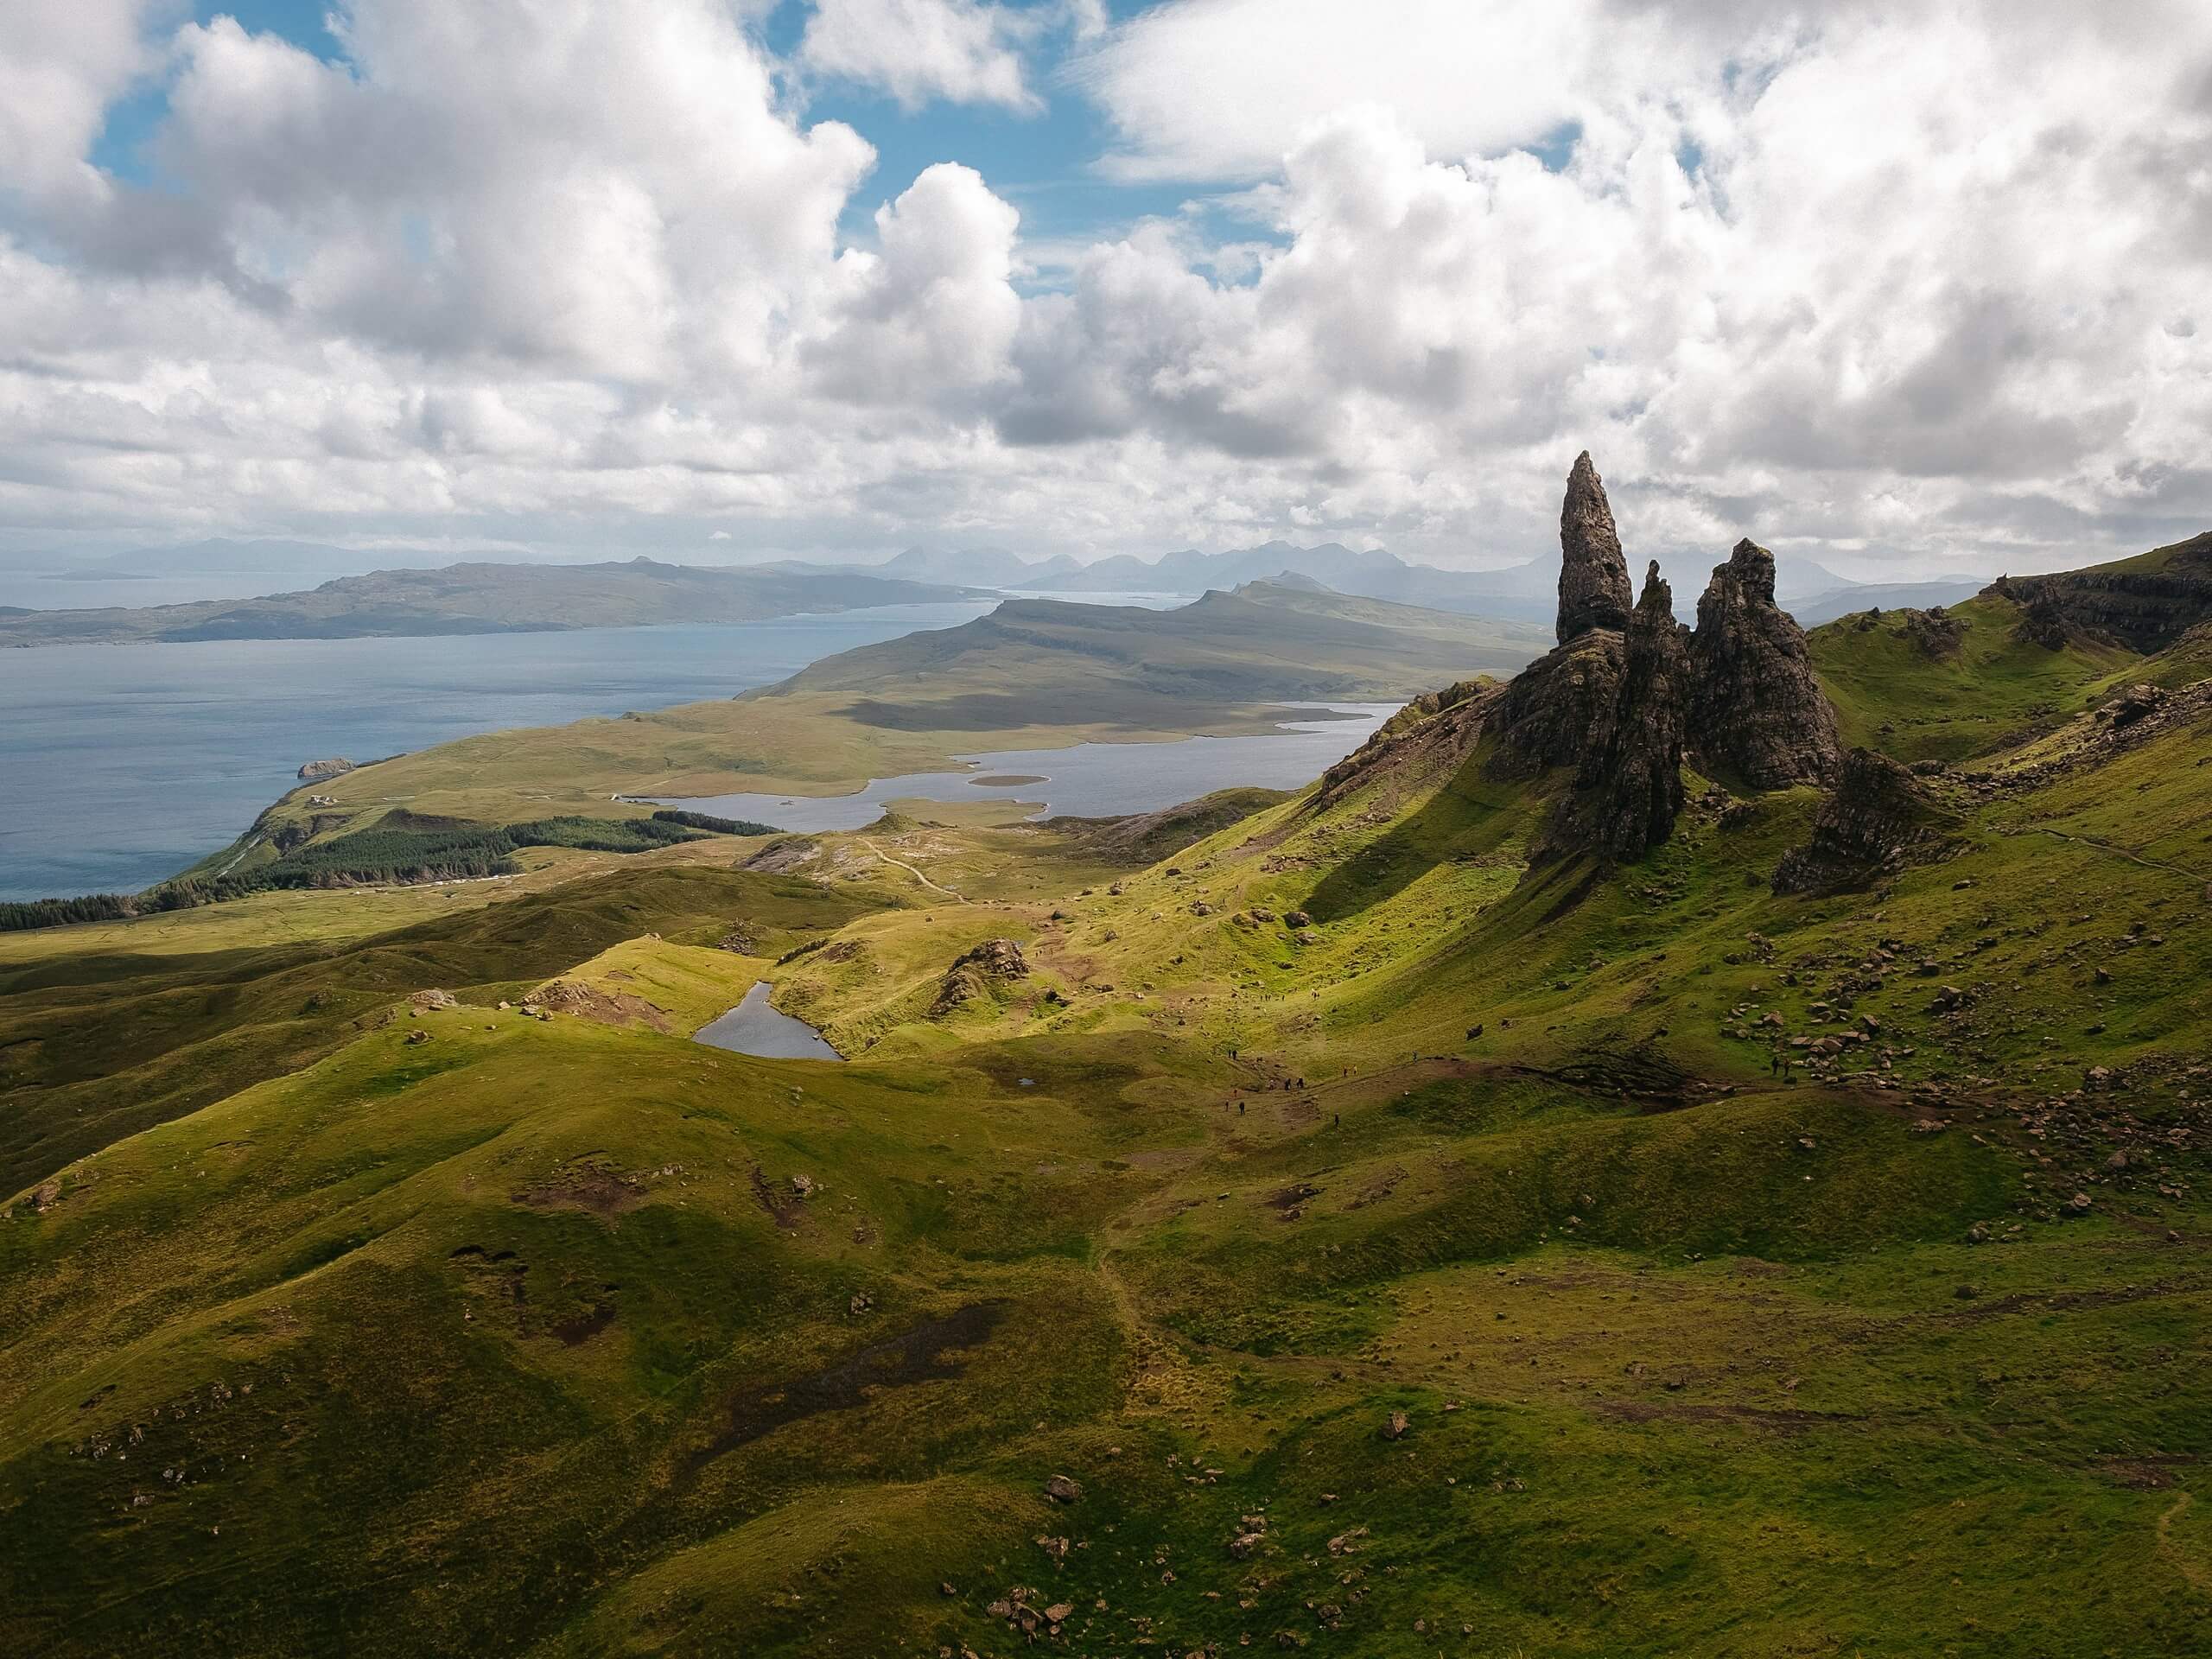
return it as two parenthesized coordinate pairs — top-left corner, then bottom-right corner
(1685, 539), (1842, 789)
(1541, 563), (1689, 861)
(1555, 450), (1634, 643)
(1772, 747), (1961, 893)
(1988, 531), (2212, 652)
(1485, 630), (1625, 780)
(296, 758), (355, 783)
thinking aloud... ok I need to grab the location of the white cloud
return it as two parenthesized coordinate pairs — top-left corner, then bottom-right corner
(0, 0), (163, 210)
(3, 0), (2210, 584)
(811, 163), (1023, 405)
(798, 0), (1042, 112)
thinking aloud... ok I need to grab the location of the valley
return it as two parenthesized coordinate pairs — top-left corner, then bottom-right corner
(3, 458), (2208, 1656)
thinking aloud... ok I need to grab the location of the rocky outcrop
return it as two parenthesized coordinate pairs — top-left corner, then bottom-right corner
(1772, 747), (1962, 893)
(1685, 539), (1842, 789)
(1541, 564), (1688, 861)
(931, 938), (1029, 1016)
(297, 757), (355, 783)
(521, 979), (675, 1032)
(1987, 531), (2212, 652)
(1555, 450), (1634, 643)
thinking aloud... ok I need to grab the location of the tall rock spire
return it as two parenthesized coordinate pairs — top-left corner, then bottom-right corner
(1685, 538), (1843, 789)
(1556, 450), (1634, 643)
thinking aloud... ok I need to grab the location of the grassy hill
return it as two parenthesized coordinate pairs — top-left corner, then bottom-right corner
(1807, 593), (2139, 763)
(755, 582), (1548, 727)
(0, 557), (976, 647)
(3, 543), (2210, 1656)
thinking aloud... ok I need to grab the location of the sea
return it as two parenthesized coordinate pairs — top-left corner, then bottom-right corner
(0, 604), (992, 901)
(0, 588), (1383, 904)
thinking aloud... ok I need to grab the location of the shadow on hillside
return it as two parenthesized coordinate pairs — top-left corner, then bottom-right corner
(1300, 763), (1540, 924)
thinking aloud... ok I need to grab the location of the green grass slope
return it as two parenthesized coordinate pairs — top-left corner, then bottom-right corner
(1808, 593), (2138, 762)
(4, 585), (2211, 1656)
(0, 865), (885, 1195)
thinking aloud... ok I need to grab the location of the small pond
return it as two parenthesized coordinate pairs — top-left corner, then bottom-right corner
(694, 981), (842, 1060)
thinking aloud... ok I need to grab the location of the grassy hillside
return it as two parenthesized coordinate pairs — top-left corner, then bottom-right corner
(1808, 593), (2138, 762)
(3, 557), (2210, 1656)
(0, 558), (976, 647)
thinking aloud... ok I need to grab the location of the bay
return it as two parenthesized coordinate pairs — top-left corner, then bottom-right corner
(0, 603), (994, 901)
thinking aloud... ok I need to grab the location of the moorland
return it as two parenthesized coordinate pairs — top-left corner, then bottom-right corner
(3, 459), (2209, 1656)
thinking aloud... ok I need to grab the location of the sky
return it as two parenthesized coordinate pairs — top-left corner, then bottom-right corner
(2, 0), (2209, 579)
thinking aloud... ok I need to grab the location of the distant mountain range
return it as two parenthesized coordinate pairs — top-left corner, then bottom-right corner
(830, 539), (1991, 626)
(0, 558), (980, 647)
(13, 534), (1992, 641)
(52, 537), (484, 585)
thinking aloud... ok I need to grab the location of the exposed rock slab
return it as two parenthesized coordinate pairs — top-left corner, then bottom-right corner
(1988, 531), (2212, 652)
(1484, 629), (1626, 780)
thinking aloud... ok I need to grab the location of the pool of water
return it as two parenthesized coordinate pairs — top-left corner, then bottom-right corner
(652, 702), (1399, 831)
(693, 981), (842, 1060)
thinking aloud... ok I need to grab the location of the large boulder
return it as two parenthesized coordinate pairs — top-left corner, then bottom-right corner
(1772, 747), (1961, 893)
(1685, 539), (1842, 790)
(1555, 450), (1634, 643)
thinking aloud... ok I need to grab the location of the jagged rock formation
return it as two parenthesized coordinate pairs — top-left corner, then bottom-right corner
(297, 758), (355, 782)
(1772, 748), (1961, 893)
(1685, 539), (1843, 789)
(1541, 564), (1688, 861)
(931, 938), (1029, 1016)
(1491, 454), (1848, 864)
(1987, 531), (2212, 652)
(1555, 451), (1634, 643)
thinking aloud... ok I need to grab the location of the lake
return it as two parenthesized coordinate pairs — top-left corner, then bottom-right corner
(652, 703), (1399, 830)
(694, 980), (843, 1060)
(0, 603), (994, 901)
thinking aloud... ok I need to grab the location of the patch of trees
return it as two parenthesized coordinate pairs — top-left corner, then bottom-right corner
(1, 811), (783, 931)
(650, 808), (780, 836)
(0, 893), (143, 931)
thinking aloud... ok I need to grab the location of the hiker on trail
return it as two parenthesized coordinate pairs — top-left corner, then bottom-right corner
(1236, 1101), (1244, 1116)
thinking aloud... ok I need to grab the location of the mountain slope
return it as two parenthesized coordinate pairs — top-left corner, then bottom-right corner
(5, 496), (2212, 1657)
(758, 582), (1549, 721)
(0, 558), (977, 647)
